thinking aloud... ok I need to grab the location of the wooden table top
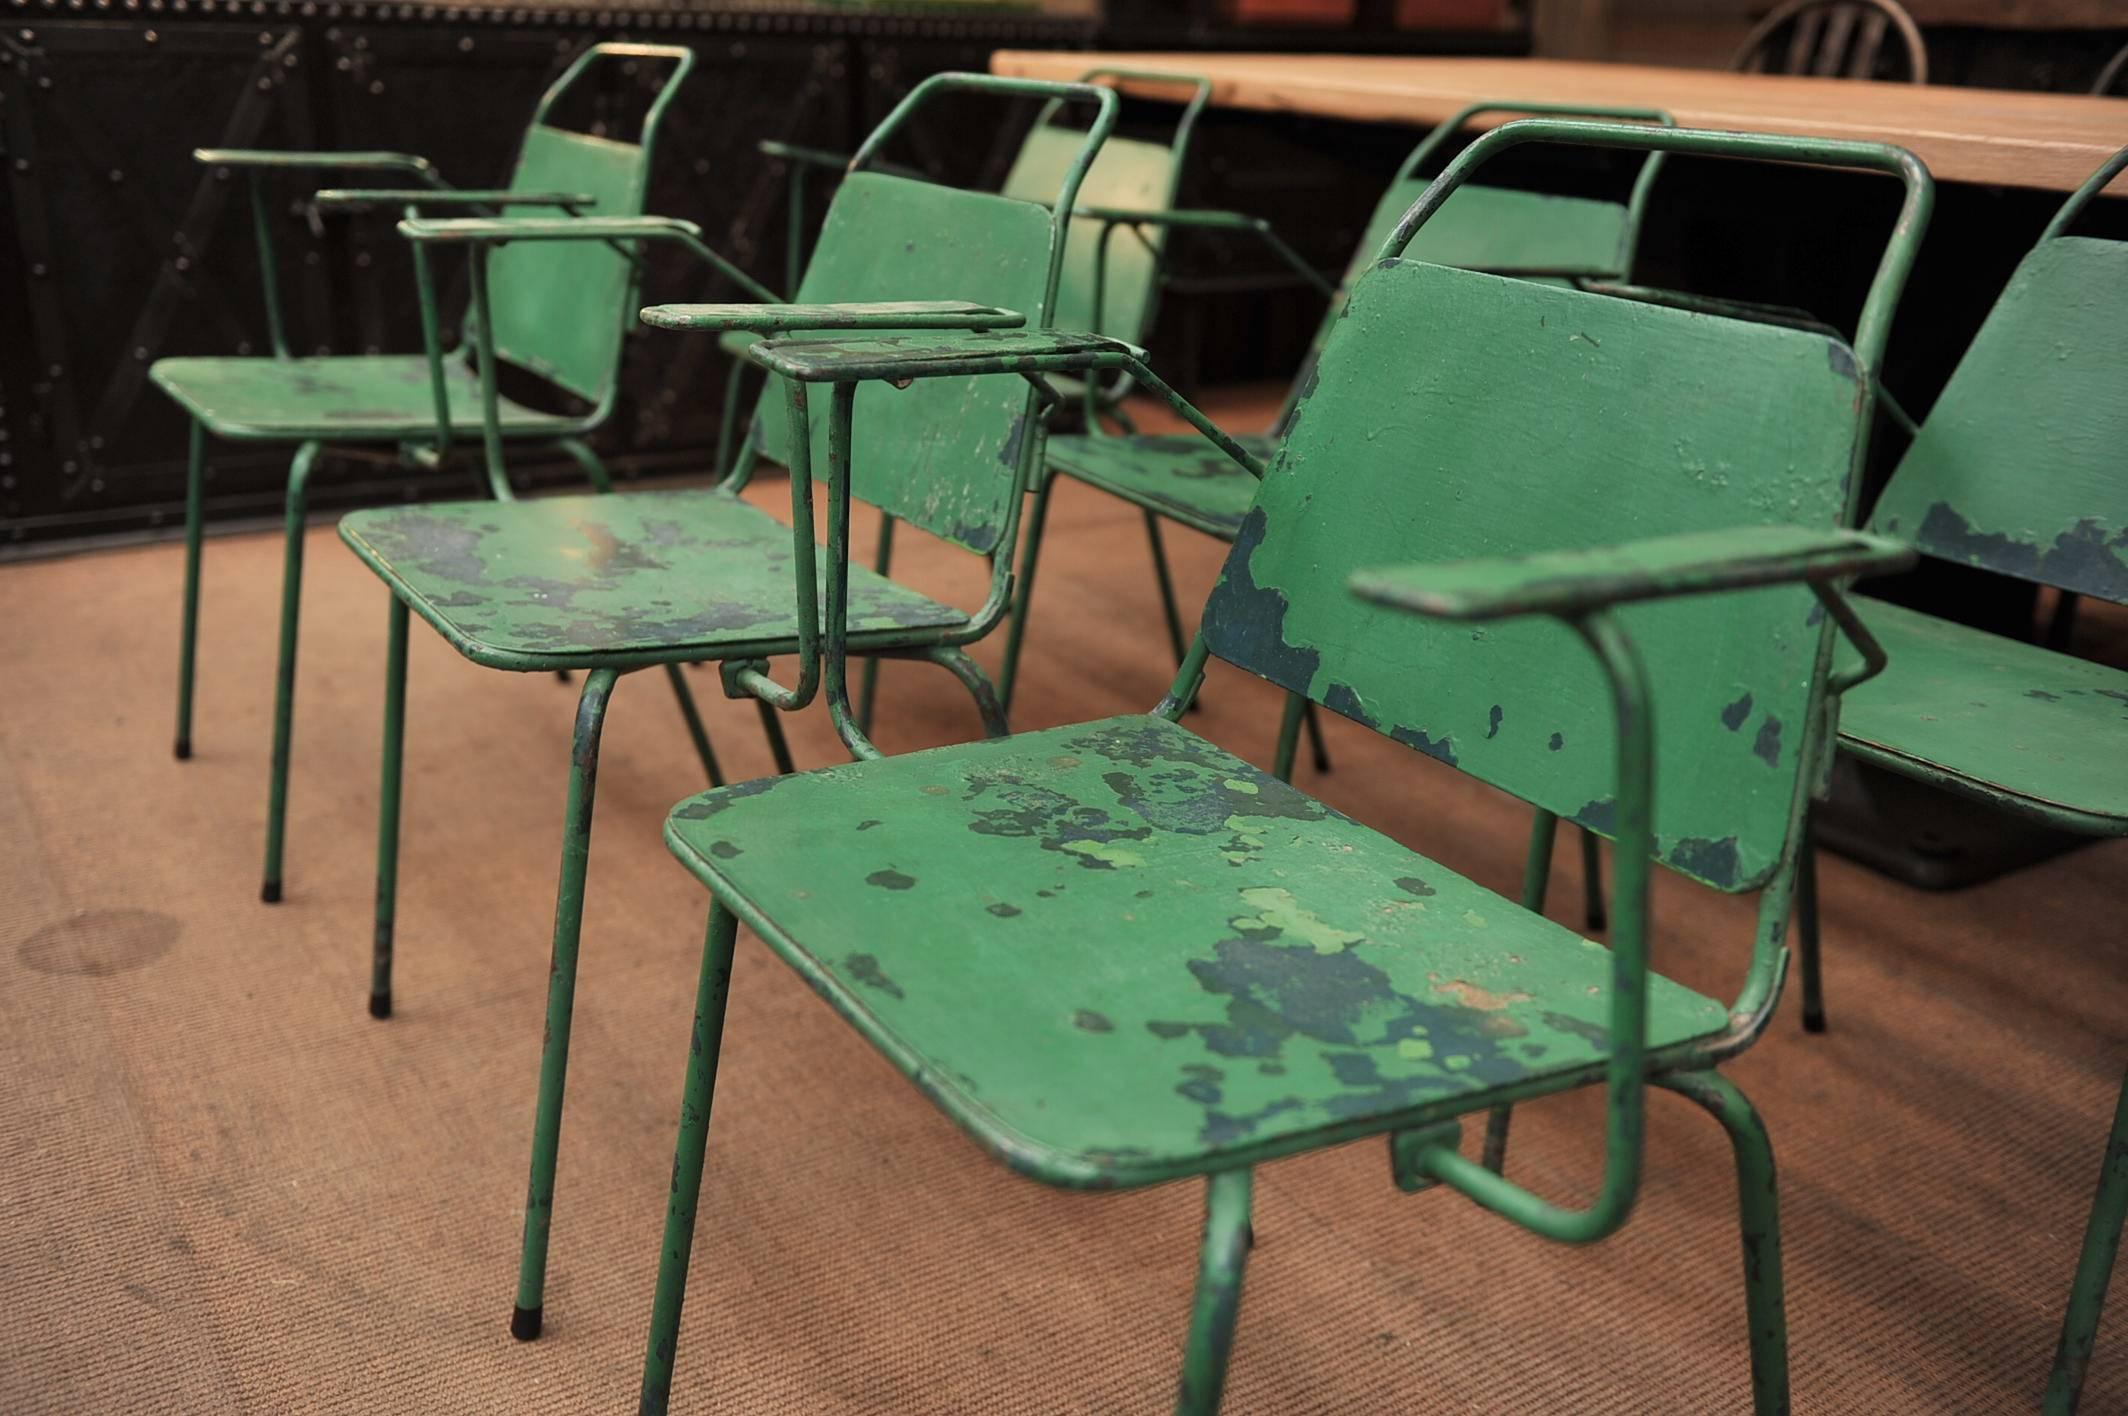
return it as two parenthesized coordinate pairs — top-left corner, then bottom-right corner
(990, 52), (2127, 193)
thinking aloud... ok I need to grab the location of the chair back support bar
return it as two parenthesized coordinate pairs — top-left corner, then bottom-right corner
(1003, 68), (1211, 346)
(1269, 103), (1674, 436)
(752, 74), (1119, 555)
(1202, 120), (1932, 895)
(1870, 142), (2128, 607)
(482, 43), (695, 405)
(1383, 102), (1674, 282)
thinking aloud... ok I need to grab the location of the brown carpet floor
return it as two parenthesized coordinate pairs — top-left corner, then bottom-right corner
(3, 394), (2126, 1412)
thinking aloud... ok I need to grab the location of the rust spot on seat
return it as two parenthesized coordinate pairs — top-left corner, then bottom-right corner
(1432, 979), (1531, 1012)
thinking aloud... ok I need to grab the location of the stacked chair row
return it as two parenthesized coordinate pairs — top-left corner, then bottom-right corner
(148, 46), (2128, 1414)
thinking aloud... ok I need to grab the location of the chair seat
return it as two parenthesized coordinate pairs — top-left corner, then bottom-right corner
(340, 488), (967, 670)
(151, 353), (577, 442)
(1046, 434), (1277, 539)
(1839, 599), (2128, 834)
(666, 714), (1729, 1189)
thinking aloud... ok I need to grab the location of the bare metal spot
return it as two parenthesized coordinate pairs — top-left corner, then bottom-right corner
(1432, 979), (1531, 1012)
(18, 909), (179, 978)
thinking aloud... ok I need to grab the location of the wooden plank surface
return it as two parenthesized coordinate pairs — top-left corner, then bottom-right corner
(991, 51), (2128, 192)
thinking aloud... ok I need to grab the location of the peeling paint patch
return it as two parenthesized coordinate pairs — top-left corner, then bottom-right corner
(844, 953), (904, 999)
(866, 869), (917, 890)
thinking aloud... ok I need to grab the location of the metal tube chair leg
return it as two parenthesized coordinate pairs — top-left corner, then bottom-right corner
(1143, 509), (1190, 666)
(639, 903), (742, 1416)
(1794, 818), (1827, 1033)
(662, 663), (726, 787)
(1175, 1168), (1255, 1416)
(2046, 1071), (2128, 1415)
(1579, 825), (1608, 932)
(997, 471), (1058, 718)
(1272, 691), (1305, 783)
(1656, 1069), (1790, 1416)
(855, 515), (895, 735)
(919, 644), (1010, 740)
(714, 361), (756, 484)
(260, 439), (322, 904)
(552, 434), (615, 494)
(369, 596), (410, 1020)
(1301, 703), (1333, 774)
(1481, 806), (1569, 1179)
(175, 419), (207, 761)
(512, 666), (620, 1342)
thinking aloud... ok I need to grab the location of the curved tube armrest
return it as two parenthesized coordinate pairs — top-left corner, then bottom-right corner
(395, 214), (779, 304)
(641, 300), (1025, 335)
(1348, 524), (1913, 1244)
(197, 148), (441, 180)
(1348, 527), (1914, 621)
(1081, 205), (1337, 300)
(741, 330), (1268, 479)
(758, 138), (853, 170)
(397, 214), (697, 244)
(313, 188), (593, 212)
(744, 329), (1139, 382)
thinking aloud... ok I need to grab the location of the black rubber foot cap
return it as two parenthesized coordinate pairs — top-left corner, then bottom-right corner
(510, 1305), (543, 1342)
(1803, 1014), (1827, 1035)
(261, 880), (283, 905)
(368, 992), (392, 1021)
(174, 739), (192, 761)
(1585, 912), (1607, 934)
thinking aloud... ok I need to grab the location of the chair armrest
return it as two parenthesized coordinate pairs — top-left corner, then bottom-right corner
(395, 214), (703, 244)
(757, 139), (853, 171)
(744, 329), (1139, 383)
(1076, 205), (1338, 299)
(395, 214), (780, 304)
(313, 188), (593, 212)
(1349, 527), (1914, 622)
(197, 148), (440, 181)
(640, 300), (1026, 335)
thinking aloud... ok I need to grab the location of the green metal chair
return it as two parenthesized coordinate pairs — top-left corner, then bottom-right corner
(155, 42), (721, 904)
(1790, 144), (2128, 1035)
(636, 120), (1932, 1414)
(338, 71), (1120, 1343)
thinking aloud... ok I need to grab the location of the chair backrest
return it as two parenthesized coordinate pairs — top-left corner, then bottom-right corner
(1271, 102), (1671, 433)
(1372, 102), (1671, 284)
(1870, 145), (2128, 607)
(480, 43), (694, 405)
(1201, 120), (1930, 895)
(1732, 0), (1928, 83)
(748, 75), (1116, 556)
(1000, 69), (1211, 345)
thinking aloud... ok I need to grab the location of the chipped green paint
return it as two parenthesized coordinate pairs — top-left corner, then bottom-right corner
(664, 715), (1727, 1187)
(339, 488), (964, 670)
(1838, 598), (2128, 834)
(1028, 100), (1669, 669)
(1204, 260), (1868, 892)
(1871, 236), (2128, 606)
